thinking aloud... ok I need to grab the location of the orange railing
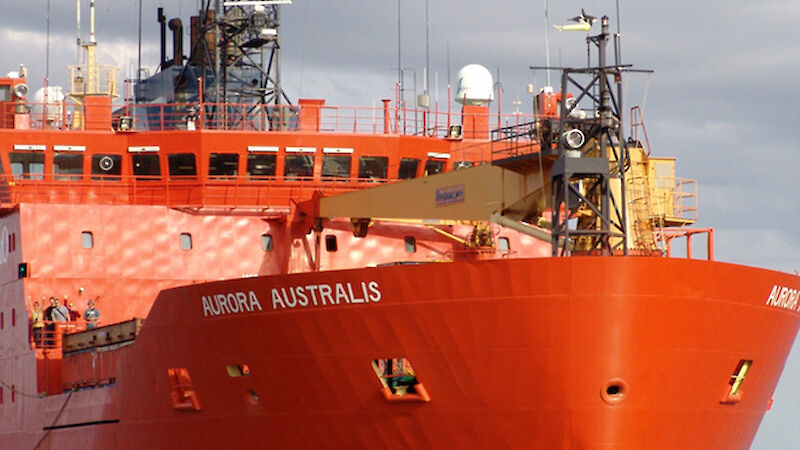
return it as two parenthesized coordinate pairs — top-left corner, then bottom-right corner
(32, 321), (90, 350)
(14, 99), (539, 137)
(662, 227), (714, 261)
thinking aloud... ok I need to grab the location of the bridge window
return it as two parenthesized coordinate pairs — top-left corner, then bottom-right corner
(284, 155), (314, 179)
(81, 231), (94, 249)
(358, 156), (388, 180)
(9, 152), (44, 180)
(322, 155), (351, 179)
(423, 159), (445, 176)
(209, 153), (239, 178)
(132, 154), (161, 180)
(247, 154), (276, 178)
(91, 154), (122, 181)
(168, 153), (197, 179)
(398, 158), (419, 179)
(454, 161), (474, 170)
(53, 153), (83, 181)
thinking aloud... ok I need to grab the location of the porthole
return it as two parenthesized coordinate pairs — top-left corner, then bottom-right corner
(600, 378), (628, 405)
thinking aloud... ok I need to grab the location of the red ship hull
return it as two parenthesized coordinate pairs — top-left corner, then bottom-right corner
(14, 256), (795, 449)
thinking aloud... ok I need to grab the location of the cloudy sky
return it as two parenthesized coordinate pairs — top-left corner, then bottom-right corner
(1, 0), (799, 447)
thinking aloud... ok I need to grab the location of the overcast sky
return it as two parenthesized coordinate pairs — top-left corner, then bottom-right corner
(1, 0), (798, 447)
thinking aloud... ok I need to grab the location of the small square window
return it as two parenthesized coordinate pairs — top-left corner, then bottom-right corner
(404, 236), (416, 253)
(261, 234), (273, 252)
(81, 231), (94, 249)
(325, 235), (338, 252)
(180, 233), (192, 251)
(498, 237), (510, 254)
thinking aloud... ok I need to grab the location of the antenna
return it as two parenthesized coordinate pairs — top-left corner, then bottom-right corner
(76, 0), (81, 64)
(424, 0), (429, 97)
(543, 0), (551, 86)
(397, 0), (402, 107)
(137, 0), (142, 81)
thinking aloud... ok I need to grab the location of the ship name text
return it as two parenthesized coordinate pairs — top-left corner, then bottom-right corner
(200, 281), (383, 316)
(271, 281), (381, 310)
(202, 291), (263, 317)
(765, 285), (800, 312)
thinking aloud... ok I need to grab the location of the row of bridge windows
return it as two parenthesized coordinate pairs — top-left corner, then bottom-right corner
(5, 151), (468, 181)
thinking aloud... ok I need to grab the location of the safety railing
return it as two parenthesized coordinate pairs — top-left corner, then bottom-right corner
(10, 99), (539, 137)
(649, 176), (698, 224)
(31, 321), (91, 350)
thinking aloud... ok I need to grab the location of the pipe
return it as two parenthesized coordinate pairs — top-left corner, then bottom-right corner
(382, 99), (391, 134)
(169, 18), (183, 67)
(490, 213), (571, 249)
(158, 8), (166, 68)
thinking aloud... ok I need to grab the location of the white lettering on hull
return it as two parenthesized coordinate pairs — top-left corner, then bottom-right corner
(766, 285), (800, 312)
(202, 291), (263, 317)
(201, 281), (382, 316)
(270, 281), (382, 310)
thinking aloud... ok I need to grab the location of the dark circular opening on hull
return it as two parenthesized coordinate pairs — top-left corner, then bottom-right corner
(601, 378), (628, 405)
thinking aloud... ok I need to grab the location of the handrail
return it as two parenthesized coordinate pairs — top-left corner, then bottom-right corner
(663, 227), (714, 260)
(32, 320), (89, 350)
(9, 99), (539, 137)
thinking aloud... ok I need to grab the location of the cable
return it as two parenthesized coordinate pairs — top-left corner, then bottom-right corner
(33, 389), (75, 450)
(0, 377), (45, 399)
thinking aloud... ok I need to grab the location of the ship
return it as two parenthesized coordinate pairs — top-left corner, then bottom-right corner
(0, 1), (798, 449)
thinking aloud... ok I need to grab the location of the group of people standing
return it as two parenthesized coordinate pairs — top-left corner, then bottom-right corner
(30, 296), (101, 347)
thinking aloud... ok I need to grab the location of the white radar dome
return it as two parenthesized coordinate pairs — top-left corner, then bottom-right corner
(30, 86), (65, 122)
(455, 64), (494, 106)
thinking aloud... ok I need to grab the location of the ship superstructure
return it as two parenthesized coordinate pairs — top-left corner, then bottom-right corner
(0, 3), (796, 449)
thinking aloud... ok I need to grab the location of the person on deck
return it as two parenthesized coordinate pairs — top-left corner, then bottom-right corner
(44, 297), (61, 346)
(30, 300), (44, 347)
(51, 298), (69, 322)
(84, 299), (101, 329)
(68, 302), (80, 321)
(43, 297), (56, 322)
